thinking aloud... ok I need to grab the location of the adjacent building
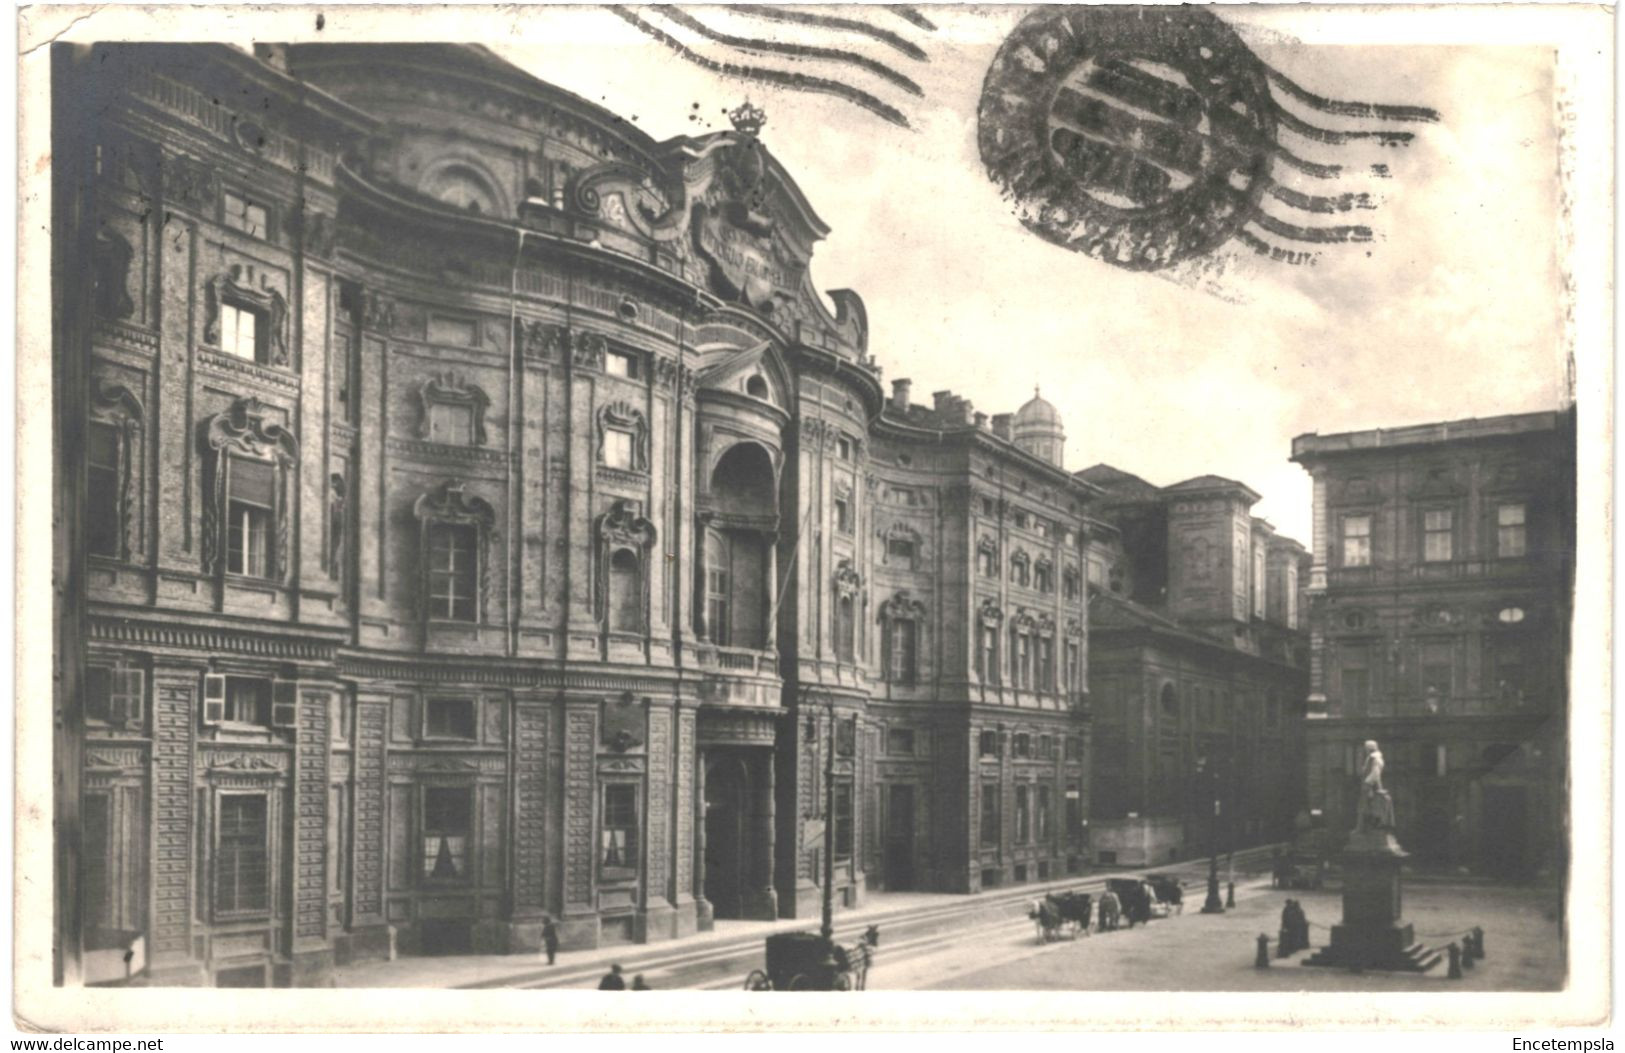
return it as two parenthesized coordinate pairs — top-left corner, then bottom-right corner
(1291, 411), (1574, 879)
(54, 42), (1096, 987)
(1076, 466), (1310, 867)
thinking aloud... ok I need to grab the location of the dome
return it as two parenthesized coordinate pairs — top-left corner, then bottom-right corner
(1016, 388), (1063, 428)
(1012, 387), (1065, 468)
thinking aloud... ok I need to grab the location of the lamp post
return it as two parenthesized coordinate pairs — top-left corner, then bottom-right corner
(1198, 754), (1224, 914)
(804, 690), (837, 942)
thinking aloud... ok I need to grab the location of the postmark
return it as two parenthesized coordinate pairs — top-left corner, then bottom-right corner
(978, 6), (1439, 272)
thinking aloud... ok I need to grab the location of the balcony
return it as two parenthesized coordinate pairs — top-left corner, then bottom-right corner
(1327, 556), (1541, 589)
(692, 643), (780, 708)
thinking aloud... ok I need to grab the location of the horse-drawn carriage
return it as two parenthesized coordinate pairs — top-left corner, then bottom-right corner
(1028, 891), (1093, 943)
(1143, 874), (1185, 914)
(744, 927), (879, 991)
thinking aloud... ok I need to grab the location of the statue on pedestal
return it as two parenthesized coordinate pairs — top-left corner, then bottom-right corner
(1356, 739), (1396, 832)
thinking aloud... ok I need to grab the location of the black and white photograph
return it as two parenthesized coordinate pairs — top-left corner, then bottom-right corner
(15, 0), (1612, 1034)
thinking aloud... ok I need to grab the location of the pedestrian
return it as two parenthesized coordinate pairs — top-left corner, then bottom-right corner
(542, 915), (559, 966)
(1099, 888), (1120, 932)
(631, 974), (652, 990)
(598, 963), (626, 990)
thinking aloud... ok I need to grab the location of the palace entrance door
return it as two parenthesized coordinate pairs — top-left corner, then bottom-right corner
(883, 783), (916, 890)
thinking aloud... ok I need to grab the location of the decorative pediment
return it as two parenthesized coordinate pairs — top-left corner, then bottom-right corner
(1065, 617), (1084, 638)
(574, 330), (607, 371)
(1035, 555), (1054, 573)
(413, 480), (496, 528)
(1037, 614), (1057, 637)
(978, 535), (999, 557)
(1009, 608), (1038, 632)
(598, 500), (657, 551)
(879, 590), (927, 622)
(979, 598), (1004, 627)
(206, 752), (285, 773)
(881, 521), (922, 545)
(602, 691), (646, 753)
(203, 397), (297, 463)
(1411, 464), (1464, 498)
(93, 378), (144, 424)
(833, 559), (862, 598)
(568, 160), (678, 237)
(203, 264), (290, 367)
(414, 372), (490, 445)
(521, 320), (569, 362)
(1340, 475), (1378, 504)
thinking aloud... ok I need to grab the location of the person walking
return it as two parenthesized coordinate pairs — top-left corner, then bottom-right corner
(598, 963), (626, 990)
(542, 916), (560, 966)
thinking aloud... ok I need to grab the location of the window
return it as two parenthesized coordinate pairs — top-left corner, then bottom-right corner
(887, 536), (917, 568)
(1011, 556), (1029, 588)
(428, 402), (475, 445)
(427, 523), (478, 622)
(226, 457), (275, 578)
(745, 375), (769, 399)
(1497, 503), (1527, 558)
(1012, 628), (1031, 689)
(1015, 785), (1031, 843)
(1065, 736), (1082, 761)
(833, 780), (854, 857)
(887, 618), (918, 684)
(1342, 515), (1372, 567)
(1037, 636), (1054, 692)
(1342, 610), (1368, 631)
(1423, 509), (1454, 562)
(1252, 547), (1266, 618)
(1013, 511), (1028, 529)
(603, 428), (636, 470)
(1494, 643), (1527, 705)
(705, 566), (731, 647)
(601, 783), (639, 880)
(1064, 640), (1081, 694)
(223, 191), (268, 237)
(1063, 568), (1080, 601)
(1065, 782), (1082, 839)
(1340, 654), (1369, 715)
(423, 786), (472, 881)
(834, 497), (851, 535)
(1034, 562), (1054, 593)
(977, 623), (999, 683)
(87, 422), (121, 557)
(835, 594), (856, 662)
(837, 436), (853, 461)
(1038, 735), (1053, 760)
(426, 699), (476, 740)
(979, 730), (998, 758)
(1087, 558), (1105, 586)
(81, 794), (112, 933)
(978, 543), (997, 578)
(887, 727), (916, 755)
(1422, 643), (1453, 711)
(215, 794), (270, 916)
(225, 677), (270, 725)
(84, 661), (143, 724)
(608, 549), (642, 632)
(1037, 785), (1052, 841)
(1036, 518), (1052, 539)
(218, 302), (262, 360)
(333, 322), (356, 423)
(980, 782), (1001, 845)
(837, 717), (857, 757)
(1013, 733), (1032, 759)
(604, 349), (639, 379)
(981, 497), (995, 517)
(1498, 606), (1526, 624)
(889, 486), (918, 506)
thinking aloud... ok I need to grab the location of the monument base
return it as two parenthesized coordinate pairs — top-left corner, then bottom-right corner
(1302, 827), (1441, 973)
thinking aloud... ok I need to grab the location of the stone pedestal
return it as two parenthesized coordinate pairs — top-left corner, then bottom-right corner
(1303, 828), (1441, 972)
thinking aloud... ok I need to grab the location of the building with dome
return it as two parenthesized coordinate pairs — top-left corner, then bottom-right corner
(53, 42), (1101, 987)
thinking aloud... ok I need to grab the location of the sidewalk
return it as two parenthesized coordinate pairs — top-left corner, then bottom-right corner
(334, 846), (1283, 989)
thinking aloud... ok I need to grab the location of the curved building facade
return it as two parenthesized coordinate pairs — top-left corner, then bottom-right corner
(56, 43), (1096, 986)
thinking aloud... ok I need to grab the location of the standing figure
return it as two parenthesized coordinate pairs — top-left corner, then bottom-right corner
(598, 963), (626, 990)
(1357, 740), (1396, 831)
(1098, 889), (1120, 932)
(542, 915), (560, 966)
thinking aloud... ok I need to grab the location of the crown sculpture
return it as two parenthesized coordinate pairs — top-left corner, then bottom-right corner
(728, 100), (767, 136)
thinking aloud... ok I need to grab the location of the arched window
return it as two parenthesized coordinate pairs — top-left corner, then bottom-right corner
(880, 592), (926, 685)
(702, 443), (777, 649)
(745, 374), (769, 399)
(1011, 551), (1030, 588)
(609, 549), (642, 632)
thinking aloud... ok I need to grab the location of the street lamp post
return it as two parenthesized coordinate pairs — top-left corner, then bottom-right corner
(804, 690), (837, 942)
(1198, 755), (1224, 914)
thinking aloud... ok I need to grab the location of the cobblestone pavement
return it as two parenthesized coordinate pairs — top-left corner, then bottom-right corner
(900, 881), (1564, 991)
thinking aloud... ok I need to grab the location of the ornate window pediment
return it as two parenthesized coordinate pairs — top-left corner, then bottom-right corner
(201, 398), (297, 580)
(596, 401), (651, 472)
(574, 330), (608, 372)
(597, 501), (656, 633)
(203, 264), (290, 368)
(1036, 614), (1056, 638)
(878, 590), (927, 623)
(833, 559), (863, 598)
(1009, 608), (1038, 634)
(1065, 617), (1084, 638)
(978, 598), (1004, 627)
(415, 372), (490, 446)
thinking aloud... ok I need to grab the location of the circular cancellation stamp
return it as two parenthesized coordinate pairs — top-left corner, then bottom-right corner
(978, 6), (1278, 271)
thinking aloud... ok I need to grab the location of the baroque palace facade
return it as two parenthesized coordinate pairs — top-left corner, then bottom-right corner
(54, 43), (1099, 987)
(1291, 412), (1575, 880)
(1077, 467), (1310, 867)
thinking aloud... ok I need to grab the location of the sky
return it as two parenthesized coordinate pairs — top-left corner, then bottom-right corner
(492, 6), (1570, 542)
